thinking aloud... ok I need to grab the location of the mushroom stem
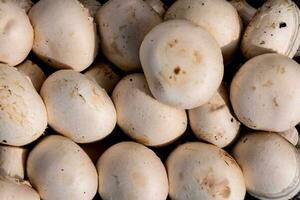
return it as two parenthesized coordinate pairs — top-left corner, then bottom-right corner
(230, 0), (257, 24)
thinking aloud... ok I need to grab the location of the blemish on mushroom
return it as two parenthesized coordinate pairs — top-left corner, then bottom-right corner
(260, 41), (265, 45)
(273, 97), (279, 107)
(210, 104), (226, 112)
(279, 22), (287, 28)
(174, 66), (181, 75)
(193, 50), (202, 64)
(168, 39), (178, 48)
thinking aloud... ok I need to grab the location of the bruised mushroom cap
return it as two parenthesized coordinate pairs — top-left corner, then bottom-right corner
(112, 73), (187, 146)
(145, 0), (166, 17)
(233, 132), (300, 200)
(27, 135), (98, 200)
(165, 0), (242, 62)
(140, 19), (223, 109)
(0, 177), (40, 200)
(40, 70), (116, 143)
(96, 0), (162, 71)
(278, 127), (299, 146)
(0, 1), (33, 66)
(189, 84), (240, 148)
(97, 142), (168, 200)
(241, 0), (300, 59)
(230, 53), (300, 132)
(29, 0), (98, 71)
(167, 142), (246, 200)
(0, 64), (47, 146)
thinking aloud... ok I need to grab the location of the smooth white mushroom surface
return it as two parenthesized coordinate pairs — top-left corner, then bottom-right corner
(0, 1), (33, 66)
(140, 19), (224, 109)
(96, 0), (162, 71)
(189, 84), (240, 148)
(97, 142), (168, 200)
(233, 132), (300, 200)
(27, 135), (98, 200)
(165, 0), (242, 62)
(40, 70), (116, 143)
(29, 0), (98, 71)
(167, 142), (246, 200)
(0, 145), (27, 179)
(0, 64), (47, 146)
(112, 73), (187, 146)
(278, 127), (299, 146)
(230, 53), (300, 132)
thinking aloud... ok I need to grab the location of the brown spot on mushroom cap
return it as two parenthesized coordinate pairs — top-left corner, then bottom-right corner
(193, 50), (202, 64)
(262, 80), (273, 87)
(174, 66), (181, 75)
(209, 104), (226, 112)
(168, 39), (178, 48)
(273, 97), (279, 107)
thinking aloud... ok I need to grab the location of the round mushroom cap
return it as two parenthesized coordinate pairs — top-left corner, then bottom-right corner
(140, 19), (224, 109)
(165, 0), (242, 62)
(29, 0), (98, 71)
(230, 53), (300, 132)
(0, 1), (33, 66)
(112, 73), (187, 146)
(232, 132), (300, 200)
(0, 64), (47, 146)
(97, 142), (168, 200)
(278, 127), (299, 146)
(40, 70), (116, 143)
(241, 0), (300, 59)
(96, 0), (162, 71)
(167, 142), (246, 200)
(189, 84), (240, 148)
(27, 135), (98, 200)
(0, 177), (40, 200)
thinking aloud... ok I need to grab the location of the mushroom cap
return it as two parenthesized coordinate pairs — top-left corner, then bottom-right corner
(17, 60), (46, 91)
(140, 19), (223, 109)
(112, 73), (187, 146)
(0, 177), (40, 200)
(167, 142), (246, 200)
(27, 135), (98, 200)
(40, 70), (116, 143)
(278, 127), (299, 146)
(241, 0), (300, 59)
(0, 1), (33, 66)
(233, 132), (300, 200)
(29, 0), (98, 71)
(189, 84), (240, 148)
(0, 64), (47, 146)
(96, 0), (162, 71)
(165, 0), (242, 62)
(97, 141), (168, 200)
(230, 53), (300, 132)
(0, 145), (27, 179)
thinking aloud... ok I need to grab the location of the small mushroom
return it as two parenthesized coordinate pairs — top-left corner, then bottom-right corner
(277, 127), (299, 146)
(84, 59), (121, 94)
(233, 132), (300, 200)
(167, 142), (246, 200)
(189, 84), (240, 148)
(0, 64), (47, 146)
(97, 142), (168, 200)
(0, 1), (33, 66)
(27, 135), (98, 200)
(230, 53), (300, 132)
(144, 0), (166, 17)
(29, 0), (98, 71)
(40, 70), (116, 143)
(96, 0), (162, 71)
(165, 0), (242, 62)
(0, 145), (27, 179)
(140, 20), (223, 109)
(17, 60), (46, 91)
(112, 73), (187, 146)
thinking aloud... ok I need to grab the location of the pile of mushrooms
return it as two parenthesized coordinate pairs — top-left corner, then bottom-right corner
(1, 0), (300, 199)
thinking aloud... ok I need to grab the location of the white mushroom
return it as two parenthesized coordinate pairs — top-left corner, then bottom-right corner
(165, 0), (242, 62)
(29, 0), (98, 71)
(97, 141), (168, 200)
(40, 70), (116, 143)
(145, 0), (166, 17)
(230, 53), (300, 132)
(278, 127), (299, 146)
(0, 1), (33, 66)
(0, 145), (27, 179)
(27, 135), (98, 200)
(189, 84), (240, 148)
(140, 20), (223, 109)
(96, 0), (162, 71)
(0, 64), (47, 146)
(167, 142), (246, 200)
(112, 73), (187, 146)
(17, 60), (46, 91)
(84, 60), (121, 94)
(233, 132), (300, 200)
